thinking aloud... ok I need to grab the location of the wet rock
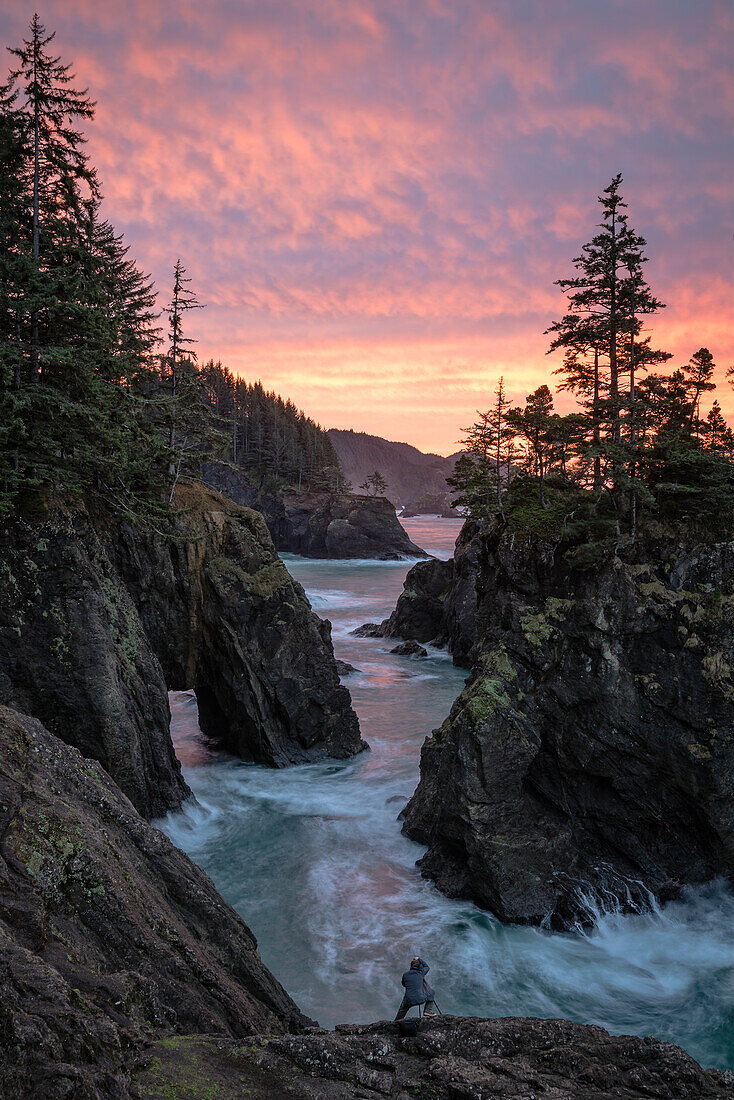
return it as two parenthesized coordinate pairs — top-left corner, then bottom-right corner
(200, 462), (428, 560)
(383, 558), (454, 644)
(402, 528), (734, 925)
(390, 640), (428, 658)
(0, 706), (309, 1099)
(379, 519), (484, 667)
(351, 622), (385, 638)
(134, 1017), (734, 1099)
(336, 659), (360, 676)
(0, 481), (364, 817)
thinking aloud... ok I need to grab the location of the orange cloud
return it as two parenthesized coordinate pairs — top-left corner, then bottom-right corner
(1, 0), (732, 453)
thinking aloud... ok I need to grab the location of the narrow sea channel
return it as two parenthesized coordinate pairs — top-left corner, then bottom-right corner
(160, 516), (734, 1070)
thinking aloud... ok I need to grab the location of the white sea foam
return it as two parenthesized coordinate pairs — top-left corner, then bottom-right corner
(160, 518), (734, 1069)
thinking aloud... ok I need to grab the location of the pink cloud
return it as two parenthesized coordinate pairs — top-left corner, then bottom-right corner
(0, 0), (731, 452)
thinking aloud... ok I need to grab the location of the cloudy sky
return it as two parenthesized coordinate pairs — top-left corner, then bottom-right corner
(2, 1), (732, 452)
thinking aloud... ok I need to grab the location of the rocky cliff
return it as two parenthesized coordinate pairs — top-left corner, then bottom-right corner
(0, 706), (309, 1099)
(359, 518), (483, 665)
(201, 460), (427, 559)
(402, 525), (734, 926)
(273, 490), (426, 559)
(0, 482), (363, 818)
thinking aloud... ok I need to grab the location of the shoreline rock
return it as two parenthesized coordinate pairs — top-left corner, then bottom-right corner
(0, 706), (309, 1099)
(401, 525), (734, 926)
(390, 639), (429, 658)
(201, 461), (429, 559)
(353, 519), (484, 664)
(134, 1017), (733, 1098)
(0, 481), (365, 818)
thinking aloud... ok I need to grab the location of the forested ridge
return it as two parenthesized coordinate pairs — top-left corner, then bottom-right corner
(0, 17), (339, 520)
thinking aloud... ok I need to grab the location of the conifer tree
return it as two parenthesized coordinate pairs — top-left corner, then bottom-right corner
(507, 385), (554, 508)
(3, 14), (98, 379)
(360, 470), (388, 496)
(162, 260), (203, 495)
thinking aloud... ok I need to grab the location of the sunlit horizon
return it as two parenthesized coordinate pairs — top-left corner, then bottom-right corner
(2, 0), (731, 454)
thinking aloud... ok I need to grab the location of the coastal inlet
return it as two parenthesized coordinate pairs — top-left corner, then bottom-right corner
(160, 516), (734, 1072)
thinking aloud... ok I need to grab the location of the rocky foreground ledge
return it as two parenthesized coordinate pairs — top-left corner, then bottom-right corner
(136, 1017), (732, 1099)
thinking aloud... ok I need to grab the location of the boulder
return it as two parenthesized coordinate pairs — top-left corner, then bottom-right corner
(390, 640), (429, 658)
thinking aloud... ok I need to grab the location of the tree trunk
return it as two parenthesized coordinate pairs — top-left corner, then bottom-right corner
(593, 346), (601, 490)
(629, 330), (636, 540)
(31, 39), (40, 380)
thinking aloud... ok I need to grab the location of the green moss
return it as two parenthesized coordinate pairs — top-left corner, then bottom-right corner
(136, 1038), (235, 1099)
(520, 611), (554, 646)
(464, 646), (516, 723)
(687, 742), (713, 761)
(10, 811), (107, 901)
(702, 650), (733, 696)
(100, 573), (147, 675)
(246, 560), (290, 598)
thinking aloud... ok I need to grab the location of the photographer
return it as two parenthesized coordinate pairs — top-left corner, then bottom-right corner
(394, 956), (438, 1019)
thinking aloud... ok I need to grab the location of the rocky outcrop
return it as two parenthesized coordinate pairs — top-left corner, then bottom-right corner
(134, 1017), (733, 1099)
(0, 706), (308, 1099)
(201, 460), (428, 559)
(0, 499), (188, 819)
(382, 558), (454, 643)
(0, 482), (363, 817)
(360, 519), (483, 665)
(275, 490), (428, 559)
(402, 527), (734, 926)
(328, 427), (460, 510)
(113, 482), (365, 767)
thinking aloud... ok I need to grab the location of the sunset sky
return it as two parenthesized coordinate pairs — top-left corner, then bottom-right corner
(2, 1), (732, 454)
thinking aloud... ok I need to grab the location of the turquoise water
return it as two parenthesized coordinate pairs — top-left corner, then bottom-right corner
(159, 517), (734, 1070)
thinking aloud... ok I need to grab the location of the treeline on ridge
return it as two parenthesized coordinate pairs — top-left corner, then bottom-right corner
(0, 17), (340, 519)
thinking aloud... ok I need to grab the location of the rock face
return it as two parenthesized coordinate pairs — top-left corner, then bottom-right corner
(135, 1018), (733, 1099)
(402, 526), (734, 926)
(275, 490), (428, 559)
(0, 499), (187, 819)
(114, 482), (365, 767)
(0, 482), (363, 818)
(363, 518), (484, 665)
(201, 460), (428, 559)
(0, 706), (308, 1099)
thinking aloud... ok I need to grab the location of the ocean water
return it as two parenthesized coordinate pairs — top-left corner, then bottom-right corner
(159, 516), (734, 1070)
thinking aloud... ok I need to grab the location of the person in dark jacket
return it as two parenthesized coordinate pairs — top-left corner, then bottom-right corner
(394, 956), (437, 1019)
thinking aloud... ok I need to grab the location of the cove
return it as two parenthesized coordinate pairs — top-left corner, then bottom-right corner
(160, 516), (734, 1071)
